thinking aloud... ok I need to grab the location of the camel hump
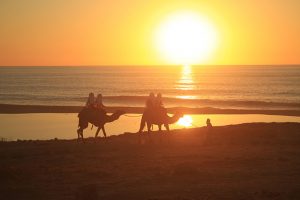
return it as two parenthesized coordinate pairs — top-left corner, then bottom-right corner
(78, 107), (100, 119)
(78, 107), (89, 118)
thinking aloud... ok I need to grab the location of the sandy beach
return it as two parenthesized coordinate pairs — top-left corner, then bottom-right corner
(1, 0), (300, 199)
(1, 122), (300, 199)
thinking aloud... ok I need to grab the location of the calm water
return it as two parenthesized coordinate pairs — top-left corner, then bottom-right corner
(0, 65), (300, 110)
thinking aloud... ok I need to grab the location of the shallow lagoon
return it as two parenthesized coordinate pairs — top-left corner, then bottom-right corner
(1, 113), (300, 140)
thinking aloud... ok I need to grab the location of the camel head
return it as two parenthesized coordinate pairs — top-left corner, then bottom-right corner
(167, 111), (184, 124)
(115, 110), (126, 117)
(108, 110), (125, 122)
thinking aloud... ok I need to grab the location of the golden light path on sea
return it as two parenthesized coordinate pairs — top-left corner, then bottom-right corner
(175, 64), (196, 127)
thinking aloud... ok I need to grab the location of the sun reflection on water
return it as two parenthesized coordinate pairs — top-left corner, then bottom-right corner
(177, 115), (193, 127)
(175, 65), (196, 99)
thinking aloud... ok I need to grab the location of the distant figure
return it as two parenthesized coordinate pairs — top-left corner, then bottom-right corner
(86, 92), (95, 108)
(138, 92), (155, 133)
(95, 94), (105, 110)
(205, 118), (213, 142)
(206, 118), (212, 129)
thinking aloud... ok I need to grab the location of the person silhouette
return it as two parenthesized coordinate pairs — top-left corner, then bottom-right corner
(206, 118), (212, 128)
(86, 92), (95, 108)
(145, 92), (155, 108)
(155, 93), (164, 108)
(96, 94), (105, 110)
(205, 118), (213, 142)
(155, 93), (167, 117)
(138, 92), (155, 133)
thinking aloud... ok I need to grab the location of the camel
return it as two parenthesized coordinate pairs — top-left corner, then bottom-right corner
(139, 108), (183, 133)
(77, 108), (125, 140)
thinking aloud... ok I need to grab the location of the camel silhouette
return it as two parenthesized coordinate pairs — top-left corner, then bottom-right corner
(139, 109), (183, 133)
(77, 108), (125, 140)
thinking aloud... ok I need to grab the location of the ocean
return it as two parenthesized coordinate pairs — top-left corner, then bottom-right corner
(0, 65), (300, 110)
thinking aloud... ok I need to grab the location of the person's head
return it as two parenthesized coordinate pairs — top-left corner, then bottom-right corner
(157, 93), (162, 99)
(89, 92), (94, 98)
(206, 118), (211, 124)
(149, 92), (155, 99)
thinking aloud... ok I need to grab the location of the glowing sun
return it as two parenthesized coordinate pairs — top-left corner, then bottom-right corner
(155, 12), (218, 64)
(177, 115), (193, 127)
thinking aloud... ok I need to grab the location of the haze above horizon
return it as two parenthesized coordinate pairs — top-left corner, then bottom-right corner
(1, 0), (300, 66)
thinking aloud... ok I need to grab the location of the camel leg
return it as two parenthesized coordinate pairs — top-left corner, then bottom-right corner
(138, 115), (146, 133)
(102, 126), (107, 138)
(158, 124), (162, 132)
(164, 124), (170, 132)
(77, 128), (80, 139)
(95, 127), (101, 138)
(78, 120), (88, 141)
(147, 122), (152, 134)
(77, 128), (83, 140)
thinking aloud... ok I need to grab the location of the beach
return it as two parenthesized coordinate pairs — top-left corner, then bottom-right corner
(1, 1), (300, 199)
(1, 66), (300, 198)
(1, 122), (300, 199)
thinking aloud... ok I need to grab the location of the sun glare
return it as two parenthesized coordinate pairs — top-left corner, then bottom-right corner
(155, 12), (218, 65)
(177, 115), (193, 127)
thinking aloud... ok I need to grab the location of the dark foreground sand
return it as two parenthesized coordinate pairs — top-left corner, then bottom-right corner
(1, 123), (300, 200)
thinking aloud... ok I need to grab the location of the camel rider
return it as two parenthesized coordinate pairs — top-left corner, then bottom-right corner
(96, 94), (105, 109)
(96, 93), (106, 114)
(138, 92), (155, 133)
(155, 93), (164, 108)
(86, 92), (96, 108)
(155, 93), (167, 115)
(144, 92), (155, 109)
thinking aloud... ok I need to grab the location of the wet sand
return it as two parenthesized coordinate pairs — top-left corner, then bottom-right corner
(0, 122), (300, 199)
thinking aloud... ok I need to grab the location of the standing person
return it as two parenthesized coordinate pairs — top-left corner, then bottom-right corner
(95, 94), (105, 110)
(86, 92), (95, 108)
(138, 92), (155, 133)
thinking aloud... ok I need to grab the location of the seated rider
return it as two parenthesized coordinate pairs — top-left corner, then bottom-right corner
(145, 92), (155, 110)
(155, 93), (166, 115)
(138, 92), (155, 133)
(95, 93), (106, 114)
(96, 94), (105, 109)
(86, 92), (95, 108)
(155, 93), (163, 107)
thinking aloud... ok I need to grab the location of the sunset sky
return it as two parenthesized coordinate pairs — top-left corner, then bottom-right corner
(0, 0), (299, 66)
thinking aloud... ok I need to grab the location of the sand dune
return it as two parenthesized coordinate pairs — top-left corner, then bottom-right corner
(0, 122), (300, 199)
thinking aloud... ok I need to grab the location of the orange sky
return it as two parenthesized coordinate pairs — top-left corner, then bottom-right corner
(0, 0), (299, 66)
